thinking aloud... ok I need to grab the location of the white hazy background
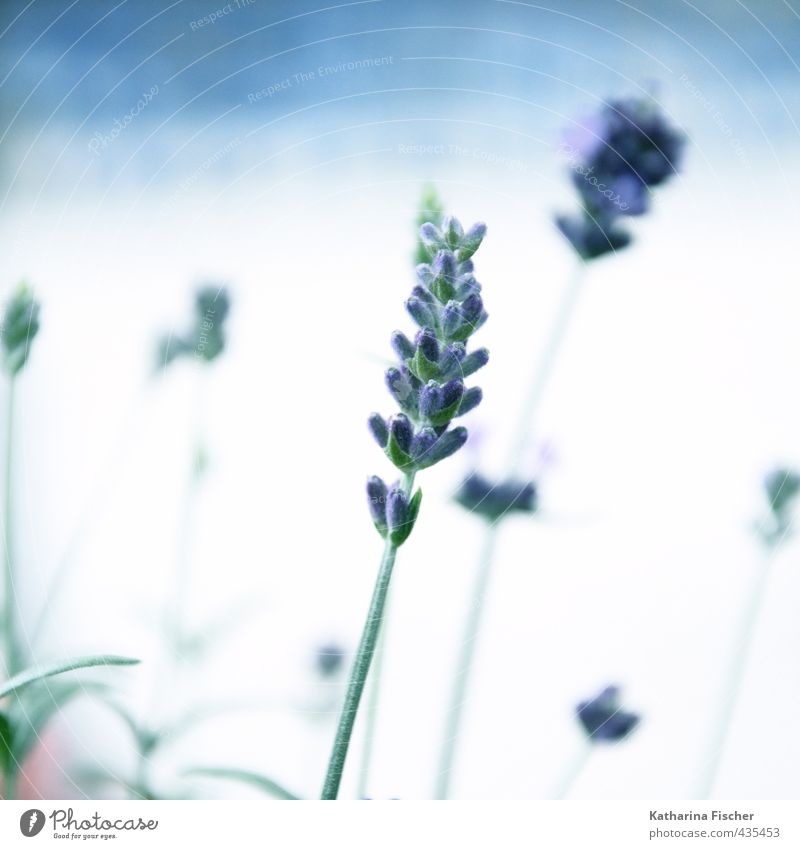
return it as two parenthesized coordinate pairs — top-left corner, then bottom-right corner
(0, 0), (799, 800)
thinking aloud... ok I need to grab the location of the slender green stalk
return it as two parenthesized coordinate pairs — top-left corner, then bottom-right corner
(504, 264), (585, 473)
(552, 740), (592, 799)
(169, 368), (208, 653)
(435, 523), (498, 798)
(356, 599), (388, 800)
(698, 547), (774, 797)
(435, 264), (585, 796)
(322, 472), (414, 800)
(2, 380), (18, 799)
(138, 369), (208, 799)
(30, 381), (151, 647)
(3, 766), (17, 801)
(3, 378), (17, 677)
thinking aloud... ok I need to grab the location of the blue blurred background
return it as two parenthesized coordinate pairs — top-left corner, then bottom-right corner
(1, 0), (799, 800)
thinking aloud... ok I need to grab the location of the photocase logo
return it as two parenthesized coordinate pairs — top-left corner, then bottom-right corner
(19, 809), (45, 837)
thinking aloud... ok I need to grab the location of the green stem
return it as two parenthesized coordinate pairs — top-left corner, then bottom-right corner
(3, 378), (17, 677)
(434, 265), (586, 797)
(30, 381), (151, 648)
(356, 597), (389, 800)
(434, 523), (498, 799)
(698, 546), (774, 797)
(503, 263), (585, 473)
(552, 740), (592, 799)
(3, 765), (17, 801)
(322, 472), (414, 800)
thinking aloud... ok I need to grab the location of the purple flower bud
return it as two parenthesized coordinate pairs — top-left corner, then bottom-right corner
(458, 259), (474, 274)
(411, 284), (435, 305)
(415, 263), (434, 288)
(367, 476), (389, 536)
(460, 293), (484, 325)
(316, 642), (345, 677)
(367, 413), (389, 448)
(440, 378), (464, 410)
(416, 426), (468, 469)
(442, 301), (462, 338)
(555, 213), (631, 260)
(454, 472), (536, 521)
(388, 414), (413, 454)
(415, 329), (439, 363)
(432, 250), (457, 284)
(453, 347), (488, 379)
(576, 686), (640, 743)
(391, 331), (415, 361)
(386, 367), (419, 414)
(439, 342), (466, 376)
(406, 296), (436, 329)
(456, 386), (482, 417)
(458, 222), (487, 259)
(386, 485), (409, 535)
(410, 427), (437, 461)
(442, 215), (464, 248)
(419, 381), (441, 418)
(419, 222), (443, 251)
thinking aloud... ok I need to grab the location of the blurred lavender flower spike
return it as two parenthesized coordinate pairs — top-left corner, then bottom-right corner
(158, 285), (231, 369)
(316, 643), (346, 678)
(454, 473), (537, 523)
(576, 686), (640, 742)
(761, 467), (800, 544)
(557, 97), (685, 260)
(366, 216), (490, 545)
(415, 185), (446, 265)
(1, 285), (40, 376)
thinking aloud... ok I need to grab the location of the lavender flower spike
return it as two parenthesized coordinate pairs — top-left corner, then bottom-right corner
(322, 216), (490, 800)
(557, 96), (685, 260)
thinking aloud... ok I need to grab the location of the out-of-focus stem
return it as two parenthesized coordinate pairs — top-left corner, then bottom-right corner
(503, 263), (585, 474)
(3, 379), (17, 677)
(698, 547), (775, 797)
(434, 522), (498, 799)
(552, 740), (593, 799)
(435, 264), (585, 797)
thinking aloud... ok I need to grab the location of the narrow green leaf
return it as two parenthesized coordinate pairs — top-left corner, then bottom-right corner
(0, 712), (12, 775)
(0, 655), (139, 700)
(185, 767), (300, 800)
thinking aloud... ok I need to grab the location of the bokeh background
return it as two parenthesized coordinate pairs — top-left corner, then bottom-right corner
(1, 0), (799, 800)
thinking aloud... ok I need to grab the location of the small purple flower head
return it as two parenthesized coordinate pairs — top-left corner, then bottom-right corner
(557, 97), (685, 260)
(454, 473), (536, 522)
(576, 686), (640, 743)
(316, 642), (346, 678)
(158, 285), (231, 369)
